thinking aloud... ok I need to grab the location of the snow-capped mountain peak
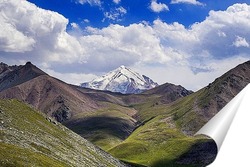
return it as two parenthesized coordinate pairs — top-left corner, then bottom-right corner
(81, 65), (158, 94)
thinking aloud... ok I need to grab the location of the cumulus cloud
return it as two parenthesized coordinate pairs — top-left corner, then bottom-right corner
(190, 3), (250, 59)
(150, 0), (169, 13)
(1, 1), (250, 90)
(233, 36), (249, 47)
(79, 23), (170, 71)
(171, 0), (204, 6)
(0, 0), (85, 64)
(71, 22), (80, 29)
(0, 21), (35, 52)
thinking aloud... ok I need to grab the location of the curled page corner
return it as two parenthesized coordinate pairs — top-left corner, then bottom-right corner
(195, 83), (250, 166)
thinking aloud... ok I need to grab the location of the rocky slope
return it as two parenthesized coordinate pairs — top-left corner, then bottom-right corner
(0, 63), (100, 123)
(177, 60), (250, 134)
(0, 62), (46, 92)
(0, 99), (128, 167)
(0, 64), (137, 150)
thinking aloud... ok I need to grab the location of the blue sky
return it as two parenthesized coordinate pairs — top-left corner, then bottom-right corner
(27, 0), (250, 28)
(0, 0), (250, 90)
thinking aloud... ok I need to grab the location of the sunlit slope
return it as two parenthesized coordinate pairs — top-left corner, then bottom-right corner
(109, 61), (250, 166)
(0, 99), (127, 167)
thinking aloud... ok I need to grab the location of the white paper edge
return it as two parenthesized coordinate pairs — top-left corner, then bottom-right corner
(195, 84), (249, 151)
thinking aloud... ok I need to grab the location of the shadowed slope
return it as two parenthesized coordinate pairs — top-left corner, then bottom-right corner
(0, 62), (138, 150)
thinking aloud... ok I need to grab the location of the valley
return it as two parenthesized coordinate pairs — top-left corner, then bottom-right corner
(0, 60), (249, 166)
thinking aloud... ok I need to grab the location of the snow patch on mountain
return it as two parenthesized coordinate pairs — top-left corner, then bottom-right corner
(81, 65), (158, 94)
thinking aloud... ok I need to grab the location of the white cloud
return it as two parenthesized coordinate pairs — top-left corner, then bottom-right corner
(117, 6), (127, 14)
(83, 19), (90, 23)
(190, 3), (250, 58)
(0, 19), (35, 52)
(80, 23), (170, 69)
(217, 31), (227, 37)
(233, 36), (249, 47)
(76, 0), (101, 6)
(134, 56), (249, 91)
(73, 3), (250, 89)
(171, 0), (204, 6)
(44, 68), (97, 85)
(71, 22), (79, 29)
(103, 7), (127, 21)
(150, 0), (169, 13)
(0, 0), (85, 64)
(113, 0), (121, 4)
(1, 1), (250, 91)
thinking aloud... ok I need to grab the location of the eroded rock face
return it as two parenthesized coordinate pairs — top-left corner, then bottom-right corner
(52, 104), (71, 122)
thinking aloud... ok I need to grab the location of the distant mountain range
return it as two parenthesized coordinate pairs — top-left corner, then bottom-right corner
(0, 61), (191, 151)
(0, 60), (249, 167)
(81, 65), (158, 94)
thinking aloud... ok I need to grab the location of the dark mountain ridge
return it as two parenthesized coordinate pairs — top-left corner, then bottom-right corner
(0, 62), (100, 122)
(0, 62), (46, 92)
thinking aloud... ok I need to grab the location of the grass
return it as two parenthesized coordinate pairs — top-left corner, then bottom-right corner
(0, 143), (67, 167)
(65, 102), (137, 150)
(0, 84), (219, 167)
(0, 99), (126, 167)
(108, 89), (218, 167)
(108, 114), (206, 167)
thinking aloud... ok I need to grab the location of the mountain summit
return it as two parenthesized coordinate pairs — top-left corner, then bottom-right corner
(81, 65), (158, 94)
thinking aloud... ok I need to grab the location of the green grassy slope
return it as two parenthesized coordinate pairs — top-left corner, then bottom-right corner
(65, 102), (137, 150)
(108, 86), (239, 166)
(109, 61), (250, 166)
(109, 114), (215, 167)
(0, 99), (127, 167)
(1, 61), (248, 167)
(72, 83), (192, 152)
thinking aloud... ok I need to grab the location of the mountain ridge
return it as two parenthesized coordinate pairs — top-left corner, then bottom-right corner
(0, 62), (192, 151)
(0, 62), (46, 92)
(109, 60), (250, 166)
(1, 60), (249, 166)
(0, 62), (100, 122)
